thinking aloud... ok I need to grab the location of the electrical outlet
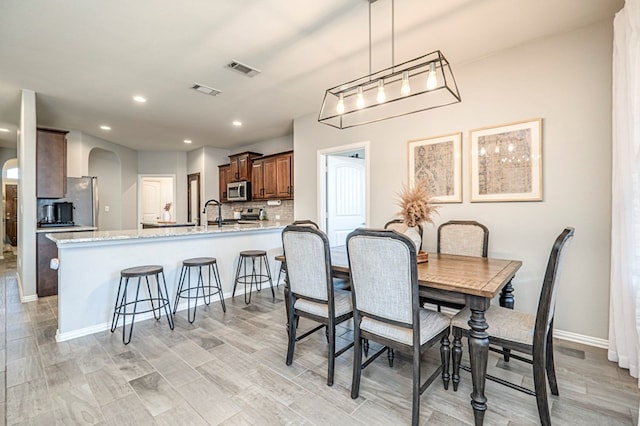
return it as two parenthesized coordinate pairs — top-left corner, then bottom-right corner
(104, 205), (110, 212)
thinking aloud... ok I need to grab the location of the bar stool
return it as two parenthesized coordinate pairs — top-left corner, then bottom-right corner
(232, 250), (274, 304)
(173, 257), (226, 323)
(110, 265), (174, 345)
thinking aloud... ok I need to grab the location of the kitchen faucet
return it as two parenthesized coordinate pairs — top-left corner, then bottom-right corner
(203, 199), (222, 227)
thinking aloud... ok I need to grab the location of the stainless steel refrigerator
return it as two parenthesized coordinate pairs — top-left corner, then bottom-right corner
(64, 176), (99, 228)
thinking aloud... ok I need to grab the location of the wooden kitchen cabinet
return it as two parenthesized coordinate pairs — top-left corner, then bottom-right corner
(218, 164), (231, 202)
(36, 128), (68, 198)
(228, 151), (262, 182)
(251, 151), (293, 200)
(251, 159), (264, 200)
(37, 233), (58, 296)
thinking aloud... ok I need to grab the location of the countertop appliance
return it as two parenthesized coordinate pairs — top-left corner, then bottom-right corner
(227, 181), (250, 202)
(240, 208), (260, 220)
(37, 176), (99, 228)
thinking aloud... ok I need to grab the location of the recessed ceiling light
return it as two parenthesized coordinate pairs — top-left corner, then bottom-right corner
(183, 139), (192, 144)
(100, 125), (111, 131)
(232, 121), (242, 127)
(133, 95), (147, 103)
(0, 128), (10, 132)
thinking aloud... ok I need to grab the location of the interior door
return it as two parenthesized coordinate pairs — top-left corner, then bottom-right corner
(142, 179), (162, 222)
(326, 155), (366, 247)
(187, 173), (200, 225)
(5, 184), (17, 246)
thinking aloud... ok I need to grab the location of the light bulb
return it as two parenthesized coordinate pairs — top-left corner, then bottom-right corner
(336, 93), (345, 114)
(426, 62), (438, 90)
(376, 80), (386, 103)
(400, 71), (411, 96)
(356, 86), (365, 109)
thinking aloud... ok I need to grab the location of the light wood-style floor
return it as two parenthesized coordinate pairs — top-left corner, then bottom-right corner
(1, 254), (638, 425)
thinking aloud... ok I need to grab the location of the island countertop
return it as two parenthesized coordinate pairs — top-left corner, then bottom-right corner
(47, 221), (289, 245)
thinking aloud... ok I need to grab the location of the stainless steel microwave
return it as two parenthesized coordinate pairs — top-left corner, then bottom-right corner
(227, 181), (250, 201)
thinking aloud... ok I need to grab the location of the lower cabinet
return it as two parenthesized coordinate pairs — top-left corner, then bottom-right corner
(36, 233), (58, 297)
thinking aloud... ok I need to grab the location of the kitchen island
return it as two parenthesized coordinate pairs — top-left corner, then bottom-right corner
(47, 221), (288, 341)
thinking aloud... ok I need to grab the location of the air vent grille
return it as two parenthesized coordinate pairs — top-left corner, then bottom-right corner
(226, 60), (261, 77)
(191, 83), (222, 96)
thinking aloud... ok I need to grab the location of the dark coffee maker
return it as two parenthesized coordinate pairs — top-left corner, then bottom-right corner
(54, 202), (74, 223)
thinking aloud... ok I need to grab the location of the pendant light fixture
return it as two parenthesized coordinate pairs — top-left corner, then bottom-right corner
(318, 0), (461, 129)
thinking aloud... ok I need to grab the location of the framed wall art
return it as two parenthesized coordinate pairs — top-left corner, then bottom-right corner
(408, 132), (462, 203)
(469, 118), (542, 202)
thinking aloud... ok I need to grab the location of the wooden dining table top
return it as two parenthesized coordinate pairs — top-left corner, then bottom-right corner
(277, 246), (522, 299)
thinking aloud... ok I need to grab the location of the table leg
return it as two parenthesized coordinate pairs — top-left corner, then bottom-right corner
(499, 279), (514, 309)
(467, 297), (490, 426)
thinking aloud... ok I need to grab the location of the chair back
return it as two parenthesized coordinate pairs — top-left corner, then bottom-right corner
(437, 220), (489, 257)
(384, 219), (424, 251)
(533, 227), (575, 350)
(282, 225), (333, 302)
(292, 219), (319, 229)
(347, 228), (418, 325)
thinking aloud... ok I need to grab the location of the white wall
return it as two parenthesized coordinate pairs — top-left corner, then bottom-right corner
(294, 20), (613, 341)
(17, 89), (37, 300)
(66, 131), (138, 230)
(232, 135), (293, 157)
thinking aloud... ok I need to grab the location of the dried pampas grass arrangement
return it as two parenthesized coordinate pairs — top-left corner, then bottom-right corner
(397, 181), (439, 227)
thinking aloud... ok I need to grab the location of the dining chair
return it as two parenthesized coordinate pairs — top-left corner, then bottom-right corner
(282, 225), (354, 386)
(422, 220), (490, 312)
(276, 219), (319, 286)
(450, 227), (574, 426)
(346, 228), (451, 426)
(384, 218), (424, 251)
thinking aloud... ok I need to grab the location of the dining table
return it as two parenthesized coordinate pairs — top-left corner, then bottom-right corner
(276, 246), (522, 425)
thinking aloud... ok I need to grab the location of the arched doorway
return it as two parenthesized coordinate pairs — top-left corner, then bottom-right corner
(2, 158), (18, 258)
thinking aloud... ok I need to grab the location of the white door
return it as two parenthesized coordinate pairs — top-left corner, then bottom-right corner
(326, 155), (366, 247)
(142, 179), (162, 222)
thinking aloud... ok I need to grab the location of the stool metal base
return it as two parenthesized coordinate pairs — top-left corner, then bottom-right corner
(110, 266), (174, 345)
(173, 257), (226, 323)
(232, 251), (274, 304)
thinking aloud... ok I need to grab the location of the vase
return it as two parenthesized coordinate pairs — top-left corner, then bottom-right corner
(162, 210), (171, 222)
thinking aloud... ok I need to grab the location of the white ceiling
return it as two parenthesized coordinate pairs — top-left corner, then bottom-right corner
(0, 0), (623, 151)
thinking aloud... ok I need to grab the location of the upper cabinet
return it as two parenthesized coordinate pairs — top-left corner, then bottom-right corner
(218, 164), (231, 202)
(228, 151), (262, 182)
(36, 128), (68, 198)
(251, 159), (265, 200)
(253, 151), (293, 201)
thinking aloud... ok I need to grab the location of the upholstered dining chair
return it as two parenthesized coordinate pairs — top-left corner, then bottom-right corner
(421, 220), (490, 312)
(450, 227), (574, 426)
(384, 219), (424, 251)
(282, 225), (353, 386)
(346, 228), (451, 426)
(276, 220), (319, 286)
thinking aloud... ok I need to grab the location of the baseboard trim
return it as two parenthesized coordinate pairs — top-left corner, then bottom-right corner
(16, 274), (38, 303)
(554, 329), (608, 349)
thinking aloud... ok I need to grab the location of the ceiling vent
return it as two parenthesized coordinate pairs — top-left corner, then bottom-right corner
(226, 60), (261, 77)
(191, 83), (222, 96)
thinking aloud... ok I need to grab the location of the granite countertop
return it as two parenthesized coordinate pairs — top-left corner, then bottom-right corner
(36, 225), (98, 234)
(47, 221), (290, 245)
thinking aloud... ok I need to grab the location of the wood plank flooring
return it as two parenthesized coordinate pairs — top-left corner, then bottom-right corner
(1, 254), (638, 425)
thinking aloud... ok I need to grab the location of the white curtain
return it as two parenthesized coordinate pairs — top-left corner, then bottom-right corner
(609, 0), (640, 386)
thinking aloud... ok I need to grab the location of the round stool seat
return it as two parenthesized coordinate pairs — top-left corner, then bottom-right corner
(121, 265), (163, 277)
(239, 250), (267, 257)
(183, 257), (217, 267)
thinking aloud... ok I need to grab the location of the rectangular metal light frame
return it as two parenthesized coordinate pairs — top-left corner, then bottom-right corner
(318, 50), (461, 129)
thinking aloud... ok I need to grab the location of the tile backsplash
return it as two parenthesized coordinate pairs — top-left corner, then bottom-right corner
(207, 200), (294, 223)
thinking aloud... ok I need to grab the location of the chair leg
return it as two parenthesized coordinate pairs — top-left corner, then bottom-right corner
(440, 335), (450, 390)
(286, 312), (298, 366)
(452, 328), (463, 392)
(212, 262), (226, 312)
(411, 340), (421, 426)
(363, 338), (369, 356)
(232, 256), (243, 299)
(533, 348), (551, 426)
(159, 272), (174, 330)
(387, 347), (394, 367)
(327, 322), (336, 386)
(545, 325), (559, 396)
(145, 276), (160, 320)
(351, 323), (363, 399)
(262, 255), (275, 299)
(173, 265), (187, 315)
(110, 276), (126, 332)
